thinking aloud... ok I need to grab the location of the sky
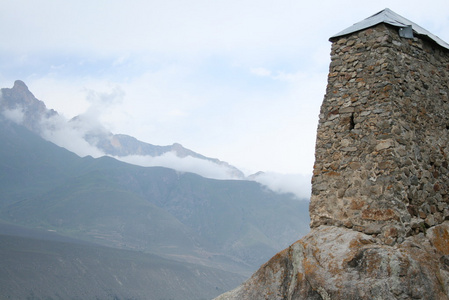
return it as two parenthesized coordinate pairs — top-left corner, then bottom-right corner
(1, 0), (449, 193)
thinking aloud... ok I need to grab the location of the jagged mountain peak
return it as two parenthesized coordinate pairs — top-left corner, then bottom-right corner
(1, 80), (57, 132)
(2, 79), (38, 108)
(12, 79), (29, 91)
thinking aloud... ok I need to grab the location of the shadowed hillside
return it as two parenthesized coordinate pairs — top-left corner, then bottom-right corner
(0, 229), (244, 300)
(0, 115), (310, 298)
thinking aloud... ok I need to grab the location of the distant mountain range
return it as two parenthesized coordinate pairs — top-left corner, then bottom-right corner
(1, 80), (245, 179)
(0, 80), (310, 299)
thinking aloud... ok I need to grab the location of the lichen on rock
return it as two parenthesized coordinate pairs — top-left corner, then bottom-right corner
(215, 224), (449, 299)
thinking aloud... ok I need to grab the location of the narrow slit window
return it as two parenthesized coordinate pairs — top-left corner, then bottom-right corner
(350, 113), (355, 130)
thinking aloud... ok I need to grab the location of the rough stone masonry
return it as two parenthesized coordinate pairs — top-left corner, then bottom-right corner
(310, 21), (449, 245)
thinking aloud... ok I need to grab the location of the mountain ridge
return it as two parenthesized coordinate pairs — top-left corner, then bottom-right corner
(0, 79), (246, 179)
(0, 80), (311, 298)
(0, 113), (310, 287)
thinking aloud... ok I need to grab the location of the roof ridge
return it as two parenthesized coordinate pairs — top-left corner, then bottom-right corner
(330, 8), (449, 50)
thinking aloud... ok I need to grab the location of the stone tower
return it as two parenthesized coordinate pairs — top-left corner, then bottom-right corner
(309, 8), (449, 244)
(215, 10), (449, 299)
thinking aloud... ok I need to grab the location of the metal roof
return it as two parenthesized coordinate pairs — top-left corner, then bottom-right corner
(330, 8), (449, 50)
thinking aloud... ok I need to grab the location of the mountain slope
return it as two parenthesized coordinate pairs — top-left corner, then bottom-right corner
(0, 116), (310, 275)
(0, 231), (244, 300)
(0, 81), (311, 298)
(0, 114), (83, 205)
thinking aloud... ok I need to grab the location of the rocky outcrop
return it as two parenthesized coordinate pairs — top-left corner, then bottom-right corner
(216, 223), (449, 299)
(215, 9), (449, 300)
(0, 80), (57, 132)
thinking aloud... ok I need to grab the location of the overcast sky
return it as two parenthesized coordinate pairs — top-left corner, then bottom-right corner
(1, 0), (448, 177)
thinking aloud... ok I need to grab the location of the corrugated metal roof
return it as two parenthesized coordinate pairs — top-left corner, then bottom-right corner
(330, 8), (449, 50)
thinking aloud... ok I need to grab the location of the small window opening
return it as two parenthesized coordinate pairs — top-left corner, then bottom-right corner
(349, 113), (355, 130)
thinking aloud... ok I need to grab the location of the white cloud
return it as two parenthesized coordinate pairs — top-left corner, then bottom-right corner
(250, 67), (272, 77)
(0, 102), (104, 158)
(21, 61), (325, 175)
(1, 1), (448, 62)
(85, 85), (124, 108)
(21, 84), (125, 158)
(40, 113), (105, 158)
(2, 107), (24, 124)
(251, 172), (312, 200)
(26, 78), (90, 119)
(114, 153), (313, 199)
(114, 152), (241, 180)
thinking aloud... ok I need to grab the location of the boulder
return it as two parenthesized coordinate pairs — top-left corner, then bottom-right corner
(216, 223), (449, 300)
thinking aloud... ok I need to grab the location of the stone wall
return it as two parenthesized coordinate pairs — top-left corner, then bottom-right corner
(310, 23), (449, 244)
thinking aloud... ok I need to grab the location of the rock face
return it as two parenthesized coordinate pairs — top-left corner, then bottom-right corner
(0, 80), (57, 132)
(216, 224), (449, 299)
(216, 9), (449, 300)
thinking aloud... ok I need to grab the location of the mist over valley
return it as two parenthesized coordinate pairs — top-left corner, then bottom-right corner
(0, 81), (310, 299)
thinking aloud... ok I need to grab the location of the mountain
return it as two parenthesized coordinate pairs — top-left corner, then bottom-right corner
(0, 80), (245, 179)
(0, 109), (310, 298)
(0, 80), (57, 133)
(0, 80), (311, 298)
(82, 128), (245, 179)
